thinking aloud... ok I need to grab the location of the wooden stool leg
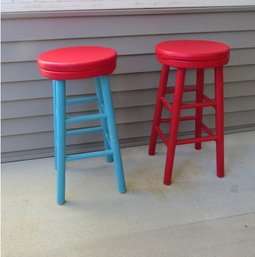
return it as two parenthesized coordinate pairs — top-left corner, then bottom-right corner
(149, 64), (170, 155)
(94, 78), (113, 163)
(215, 67), (224, 178)
(53, 80), (57, 169)
(55, 80), (66, 205)
(164, 69), (186, 185)
(100, 76), (126, 193)
(195, 69), (204, 150)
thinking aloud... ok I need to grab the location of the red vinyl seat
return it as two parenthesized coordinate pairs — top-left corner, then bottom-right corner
(38, 46), (117, 80)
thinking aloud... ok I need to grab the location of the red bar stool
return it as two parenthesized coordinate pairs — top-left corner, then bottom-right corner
(149, 40), (230, 185)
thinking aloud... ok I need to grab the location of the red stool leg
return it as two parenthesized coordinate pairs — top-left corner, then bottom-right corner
(195, 69), (205, 150)
(215, 67), (224, 177)
(149, 64), (170, 155)
(164, 68), (186, 185)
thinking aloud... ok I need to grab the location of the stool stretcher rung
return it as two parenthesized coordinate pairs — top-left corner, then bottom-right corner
(201, 123), (215, 137)
(181, 99), (216, 109)
(66, 126), (103, 136)
(201, 95), (215, 106)
(165, 86), (197, 94)
(155, 121), (216, 147)
(100, 103), (105, 112)
(160, 94), (214, 113)
(66, 113), (106, 123)
(160, 97), (173, 112)
(66, 149), (113, 161)
(176, 135), (217, 145)
(105, 133), (111, 148)
(66, 96), (98, 105)
(160, 115), (196, 123)
(155, 127), (168, 146)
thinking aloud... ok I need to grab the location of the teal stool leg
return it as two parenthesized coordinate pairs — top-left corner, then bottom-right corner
(53, 81), (57, 169)
(100, 76), (126, 193)
(55, 80), (66, 205)
(94, 78), (113, 163)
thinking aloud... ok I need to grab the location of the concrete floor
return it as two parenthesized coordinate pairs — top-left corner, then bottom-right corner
(2, 131), (255, 257)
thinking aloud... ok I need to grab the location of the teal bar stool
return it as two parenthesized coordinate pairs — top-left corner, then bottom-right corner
(37, 46), (126, 205)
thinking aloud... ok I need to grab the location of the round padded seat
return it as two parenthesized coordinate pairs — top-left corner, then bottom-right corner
(38, 46), (117, 80)
(156, 40), (230, 68)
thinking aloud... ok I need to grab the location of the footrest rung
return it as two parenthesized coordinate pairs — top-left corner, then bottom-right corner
(181, 94), (216, 109)
(66, 96), (98, 105)
(66, 113), (106, 123)
(155, 124), (217, 146)
(104, 133), (111, 148)
(66, 126), (103, 136)
(176, 135), (217, 145)
(165, 86), (197, 94)
(181, 101), (216, 109)
(155, 126), (168, 146)
(160, 97), (173, 112)
(160, 115), (196, 123)
(201, 123), (215, 137)
(202, 95), (215, 104)
(66, 149), (113, 161)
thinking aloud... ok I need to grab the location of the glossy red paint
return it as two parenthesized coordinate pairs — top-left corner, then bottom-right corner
(149, 40), (230, 185)
(37, 46), (117, 80)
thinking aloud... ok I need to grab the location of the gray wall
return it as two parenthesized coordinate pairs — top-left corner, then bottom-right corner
(2, 7), (255, 162)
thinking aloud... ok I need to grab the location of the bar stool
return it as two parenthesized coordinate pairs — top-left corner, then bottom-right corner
(149, 40), (230, 185)
(37, 46), (126, 204)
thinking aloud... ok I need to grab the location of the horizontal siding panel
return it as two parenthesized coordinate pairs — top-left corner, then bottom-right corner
(2, 49), (255, 83)
(205, 80), (255, 98)
(2, 86), (255, 119)
(3, 31), (255, 63)
(2, 11), (255, 42)
(2, 98), (97, 119)
(229, 48), (255, 66)
(2, 115), (53, 136)
(2, 110), (255, 153)
(2, 95), (255, 136)
(1, 79), (102, 101)
(3, 122), (255, 162)
(1, 55), (160, 83)
(2, 74), (255, 102)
